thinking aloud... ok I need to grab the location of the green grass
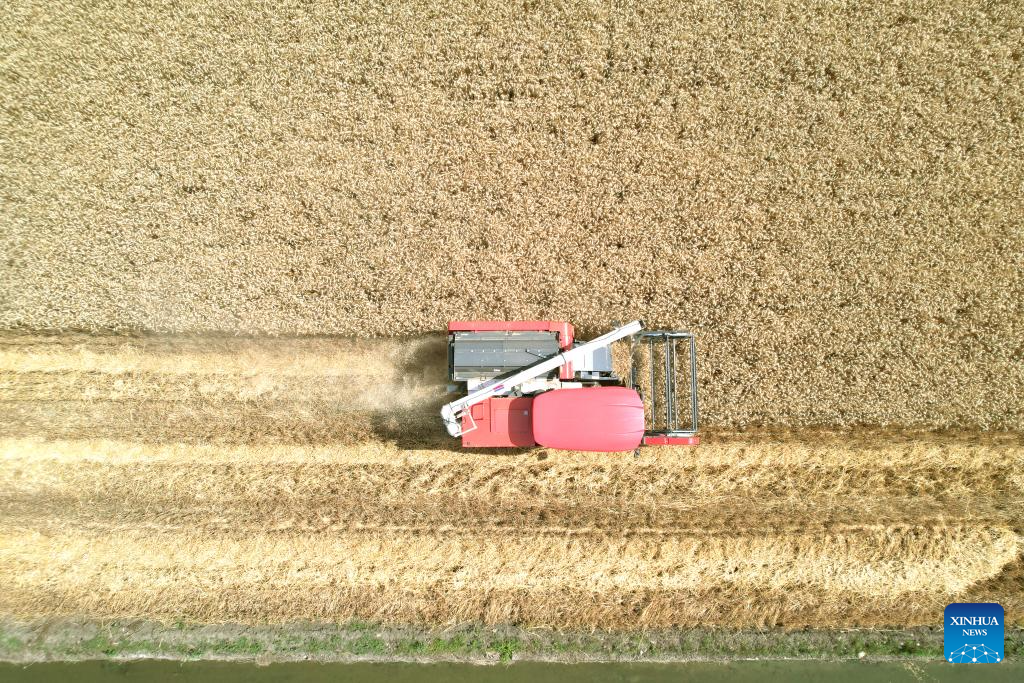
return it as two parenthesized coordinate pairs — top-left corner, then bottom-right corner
(212, 637), (265, 656)
(347, 634), (387, 656)
(0, 636), (23, 651)
(41, 633), (269, 659)
(493, 639), (520, 662)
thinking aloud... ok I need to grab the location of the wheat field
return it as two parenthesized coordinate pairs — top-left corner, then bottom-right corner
(3, 0), (1023, 429)
(2, 0), (1022, 633)
(2, 333), (1021, 628)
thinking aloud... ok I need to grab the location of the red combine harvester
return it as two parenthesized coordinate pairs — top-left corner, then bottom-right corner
(441, 320), (699, 452)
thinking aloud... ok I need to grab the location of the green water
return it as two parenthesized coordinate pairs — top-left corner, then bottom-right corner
(1, 660), (1021, 682)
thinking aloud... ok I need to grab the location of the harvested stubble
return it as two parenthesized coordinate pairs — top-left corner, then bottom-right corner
(0, 332), (450, 446)
(1, 526), (1017, 627)
(1, 332), (1022, 628)
(3, 0), (1023, 430)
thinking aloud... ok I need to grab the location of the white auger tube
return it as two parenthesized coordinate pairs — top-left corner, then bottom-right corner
(441, 320), (643, 437)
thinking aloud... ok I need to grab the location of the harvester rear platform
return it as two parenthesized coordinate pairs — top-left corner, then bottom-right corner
(441, 320), (698, 452)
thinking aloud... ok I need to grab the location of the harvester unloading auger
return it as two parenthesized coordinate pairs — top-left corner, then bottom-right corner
(441, 320), (698, 451)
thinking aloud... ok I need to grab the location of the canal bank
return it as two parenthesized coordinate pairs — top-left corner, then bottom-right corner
(2, 620), (1022, 664)
(2, 660), (1024, 683)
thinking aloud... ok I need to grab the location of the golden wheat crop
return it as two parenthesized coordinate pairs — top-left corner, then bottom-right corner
(2, 0), (1022, 429)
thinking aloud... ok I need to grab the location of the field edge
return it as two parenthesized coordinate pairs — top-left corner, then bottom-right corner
(3, 619), (1022, 664)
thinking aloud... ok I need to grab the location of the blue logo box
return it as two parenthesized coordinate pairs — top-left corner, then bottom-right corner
(944, 603), (1004, 663)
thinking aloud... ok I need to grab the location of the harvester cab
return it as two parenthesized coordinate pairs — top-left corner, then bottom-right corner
(441, 320), (699, 451)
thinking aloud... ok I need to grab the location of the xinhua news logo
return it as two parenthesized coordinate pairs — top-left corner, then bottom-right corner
(944, 603), (1004, 663)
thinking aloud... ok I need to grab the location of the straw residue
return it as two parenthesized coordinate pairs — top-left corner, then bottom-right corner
(1, 526), (1016, 627)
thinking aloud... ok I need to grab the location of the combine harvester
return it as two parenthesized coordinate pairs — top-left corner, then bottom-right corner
(441, 320), (698, 451)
